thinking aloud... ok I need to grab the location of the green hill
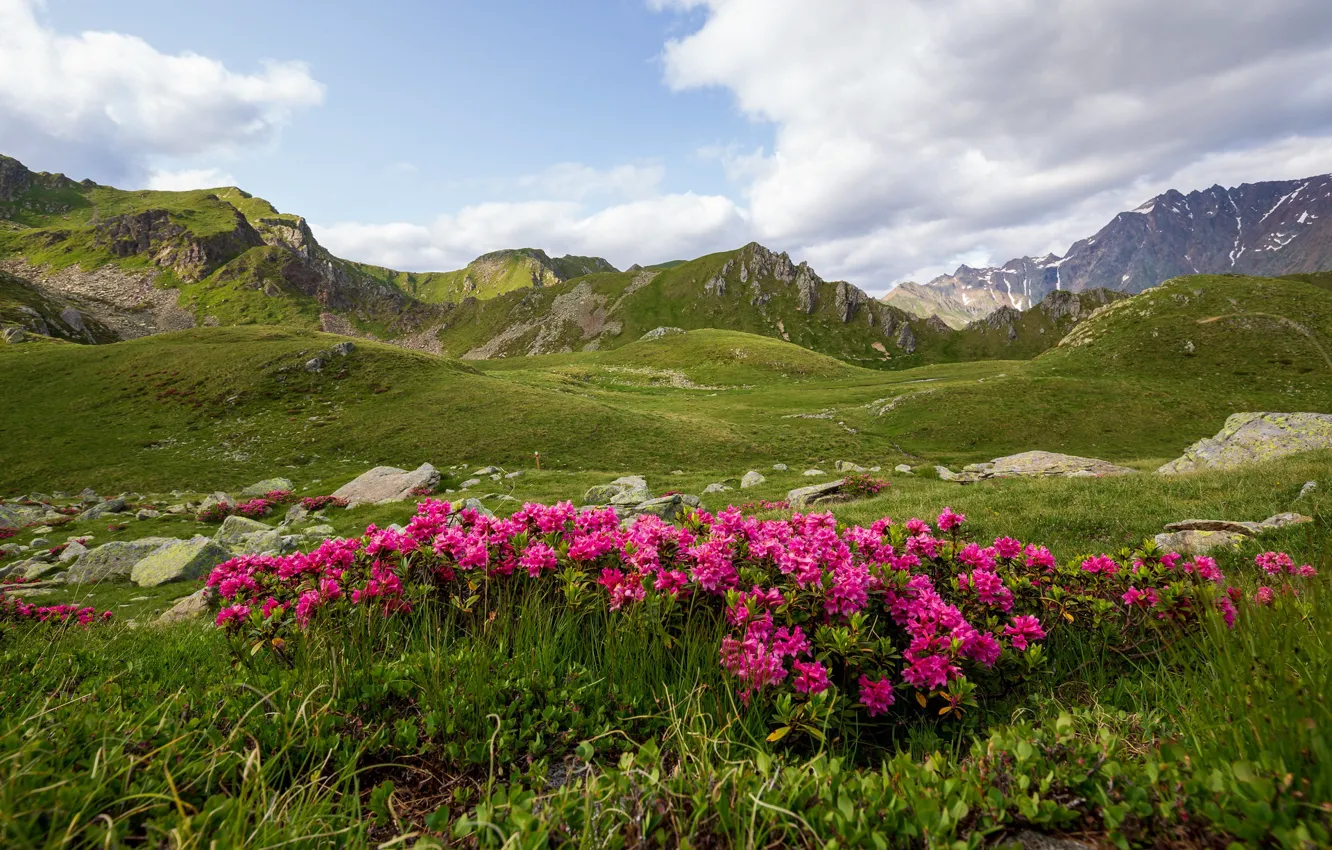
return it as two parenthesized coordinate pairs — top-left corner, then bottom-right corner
(351, 249), (618, 305)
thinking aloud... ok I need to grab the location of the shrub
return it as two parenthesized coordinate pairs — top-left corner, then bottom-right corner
(299, 495), (349, 511)
(196, 502), (234, 523)
(842, 473), (889, 498)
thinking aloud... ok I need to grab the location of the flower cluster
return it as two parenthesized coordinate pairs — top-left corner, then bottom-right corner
(205, 498), (1316, 720)
(1, 590), (114, 627)
(842, 474), (889, 498)
(299, 495), (350, 511)
(198, 490), (295, 522)
(735, 500), (792, 514)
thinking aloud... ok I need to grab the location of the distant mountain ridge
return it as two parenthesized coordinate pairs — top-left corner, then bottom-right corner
(921, 173), (1332, 311)
(879, 281), (990, 329)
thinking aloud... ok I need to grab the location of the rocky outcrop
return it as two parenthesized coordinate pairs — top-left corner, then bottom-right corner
(787, 479), (847, 508)
(0, 258), (195, 340)
(332, 463), (441, 507)
(1154, 512), (1313, 555)
(65, 538), (176, 584)
(1157, 413), (1332, 475)
(131, 537), (231, 587)
(941, 451), (1137, 483)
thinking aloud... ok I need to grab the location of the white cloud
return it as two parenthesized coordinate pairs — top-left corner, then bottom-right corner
(0, 0), (323, 182)
(516, 162), (665, 201)
(316, 192), (748, 272)
(145, 167), (238, 191)
(653, 0), (1332, 291)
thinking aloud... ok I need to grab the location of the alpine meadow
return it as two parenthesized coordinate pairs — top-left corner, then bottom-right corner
(3, 3), (1332, 849)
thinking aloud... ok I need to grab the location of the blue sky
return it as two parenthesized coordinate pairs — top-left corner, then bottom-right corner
(4, 0), (1332, 290)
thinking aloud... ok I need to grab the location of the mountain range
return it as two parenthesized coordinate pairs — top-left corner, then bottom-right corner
(884, 173), (1332, 325)
(3, 152), (1330, 368)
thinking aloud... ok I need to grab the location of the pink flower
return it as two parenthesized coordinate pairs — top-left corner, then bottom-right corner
(993, 537), (1023, 560)
(792, 660), (830, 695)
(519, 542), (558, 577)
(1024, 545), (1056, 572)
(1004, 615), (1046, 651)
(1254, 586), (1274, 605)
(1080, 554), (1118, 576)
(215, 604), (250, 629)
(1256, 551), (1294, 576)
(936, 507), (966, 533)
(858, 674), (895, 716)
(1216, 596), (1237, 629)
(1121, 586), (1159, 608)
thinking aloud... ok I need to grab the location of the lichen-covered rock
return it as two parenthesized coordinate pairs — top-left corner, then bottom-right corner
(584, 476), (651, 505)
(1162, 519), (1260, 536)
(802, 469), (825, 477)
(834, 461), (867, 473)
(702, 482), (731, 494)
(741, 471), (766, 489)
(787, 479), (846, 509)
(215, 515), (274, 547)
(331, 463), (440, 507)
(240, 478), (294, 497)
(1157, 412), (1332, 475)
(948, 452), (1136, 482)
(640, 326), (686, 341)
(0, 503), (44, 529)
(65, 538), (176, 584)
(158, 586), (219, 624)
(1153, 529), (1247, 555)
(1258, 512), (1313, 531)
(625, 495), (687, 522)
(77, 497), (127, 522)
(131, 537), (231, 587)
(894, 464), (914, 475)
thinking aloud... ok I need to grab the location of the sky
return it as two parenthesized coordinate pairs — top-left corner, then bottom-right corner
(4, 0), (1332, 293)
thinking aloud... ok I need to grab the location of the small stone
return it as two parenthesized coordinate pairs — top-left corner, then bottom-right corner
(136, 509), (161, 520)
(802, 469), (825, 477)
(1297, 481), (1318, 500)
(669, 470), (685, 475)
(935, 466), (960, 482)
(772, 463), (788, 471)
(504, 470), (524, 479)
(158, 586), (219, 624)
(835, 461), (868, 473)
(741, 471), (766, 489)
(58, 541), (88, 562)
(702, 482), (731, 494)
(1258, 512), (1314, 531)
(2, 326), (27, 343)
(894, 464), (914, 475)
(459, 478), (482, 489)
(78, 497), (128, 522)
(28, 538), (49, 549)
(472, 466), (501, 476)
(332, 341), (356, 356)
(305, 357), (326, 372)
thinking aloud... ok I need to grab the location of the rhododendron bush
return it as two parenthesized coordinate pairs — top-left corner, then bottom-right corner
(206, 500), (1315, 724)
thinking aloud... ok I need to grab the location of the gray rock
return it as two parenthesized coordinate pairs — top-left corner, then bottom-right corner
(330, 463), (440, 507)
(66, 538), (176, 584)
(772, 463), (788, 471)
(131, 537), (232, 587)
(584, 476), (651, 506)
(625, 495), (688, 522)
(215, 515), (275, 547)
(0, 543), (22, 558)
(158, 586), (219, 624)
(459, 478), (482, 489)
(165, 504), (190, 515)
(28, 538), (49, 549)
(835, 461), (867, 473)
(640, 326), (686, 341)
(136, 509), (161, 520)
(236, 529), (284, 555)
(285, 504), (310, 523)
(894, 464), (914, 475)
(1012, 830), (1094, 850)
(1298, 480), (1318, 500)
(305, 357), (326, 373)
(490, 473), (502, 482)
(2, 326), (27, 343)
(680, 495), (703, 508)
(1258, 512), (1314, 531)
(460, 498), (495, 518)
(199, 492), (233, 513)
(1153, 530), (1247, 555)
(0, 503), (43, 529)
(935, 466), (960, 481)
(802, 469), (825, 477)
(949, 451), (1137, 483)
(1162, 519), (1260, 536)
(58, 541), (89, 562)
(78, 498), (128, 522)
(472, 466), (501, 476)
(240, 478), (294, 497)
(741, 471), (766, 489)
(702, 482), (732, 494)
(332, 341), (357, 357)
(787, 480), (847, 509)
(1158, 412), (1332, 475)
(505, 470), (524, 479)
(303, 524), (338, 539)
(22, 561), (65, 581)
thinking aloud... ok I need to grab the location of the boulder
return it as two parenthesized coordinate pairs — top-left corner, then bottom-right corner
(802, 469), (825, 477)
(285, 504), (310, 523)
(584, 476), (650, 506)
(305, 357), (326, 373)
(332, 341), (356, 357)
(2, 326), (26, 343)
(157, 586), (219, 624)
(0, 503), (44, 529)
(787, 480), (847, 509)
(302, 524), (338, 540)
(1154, 529), (1247, 556)
(131, 537), (232, 587)
(77, 498), (128, 522)
(459, 498), (495, 518)
(1157, 412), (1332, 475)
(505, 470), (524, 479)
(215, 515), (275, 547)
(135, 509), (161, 520)
(1162, 519), (1260, 536)
(741, 471), (766, 489)
(935, 466), (960, 482)
(702, 483), (732, 494)
(459, 478), (481, 489)
(953, 451), (1136, 482)
(331, 464), (440, 507)
(66, 538), (176, 584)
(772, 463), (789, 471)
(240, 478), (294, 497)
(626, 495), (688, 522)
(894, 464), (914, 475)
(22, 561), (65, 581)
(237, 530), (285, 555)
(58, 541), (89, 562)
(835, 461), (867, 473)
(472, 466), (501, 476)
(28, 538), (49, 549)
(199, 492), (233, 513)
(1258, 512), (1313, 531)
